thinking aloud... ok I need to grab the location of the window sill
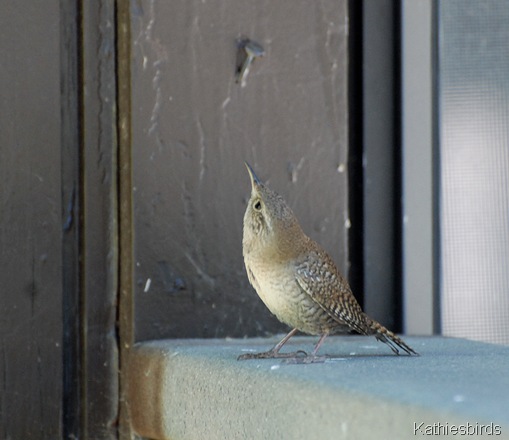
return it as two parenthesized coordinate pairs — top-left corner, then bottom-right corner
(127, 336), (509, 439)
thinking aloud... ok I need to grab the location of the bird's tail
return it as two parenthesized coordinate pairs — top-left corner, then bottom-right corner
(364, 314), (419, 356)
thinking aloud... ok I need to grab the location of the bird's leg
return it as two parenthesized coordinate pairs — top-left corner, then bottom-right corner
(238, 328), (307, 360)
(311, 333), (328, 356)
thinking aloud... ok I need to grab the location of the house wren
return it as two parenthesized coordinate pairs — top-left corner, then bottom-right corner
(239, 162), (417, 362)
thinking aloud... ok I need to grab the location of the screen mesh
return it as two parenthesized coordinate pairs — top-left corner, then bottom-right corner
(439, 0), (509, 344)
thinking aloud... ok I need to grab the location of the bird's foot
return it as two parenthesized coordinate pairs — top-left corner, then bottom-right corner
(282, 355), (328, 364)
(237, 349), (308, 361)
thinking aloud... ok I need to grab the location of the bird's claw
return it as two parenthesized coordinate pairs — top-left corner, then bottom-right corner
(283, 355), (328, 364)
(237, 349), (308, 361)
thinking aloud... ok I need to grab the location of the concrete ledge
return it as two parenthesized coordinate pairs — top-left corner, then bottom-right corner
(127, 336), (509, 440)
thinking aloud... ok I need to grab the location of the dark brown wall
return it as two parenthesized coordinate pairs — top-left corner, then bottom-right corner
(0, 1), (351, 436)
(131, 0), (350, 341)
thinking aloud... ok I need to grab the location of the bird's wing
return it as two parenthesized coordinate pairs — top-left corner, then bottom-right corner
(296, 249), (418, 356)
(295, 250), (368, 335)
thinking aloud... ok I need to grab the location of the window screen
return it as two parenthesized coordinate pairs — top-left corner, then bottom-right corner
(438, 0), (509, 344)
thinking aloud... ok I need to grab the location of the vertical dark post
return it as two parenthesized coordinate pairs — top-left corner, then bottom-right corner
(117, 0), (134, 438)
(81, 1), (120, 437)
(348, 0), (365, 307)
(61, 0), (83, 437)
(361, 0), (400, 330)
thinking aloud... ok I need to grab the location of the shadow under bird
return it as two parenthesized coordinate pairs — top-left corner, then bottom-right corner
(239, 162), (418, 363)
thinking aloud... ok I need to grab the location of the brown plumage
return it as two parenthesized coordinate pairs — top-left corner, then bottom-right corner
(239, 162), (417, 362)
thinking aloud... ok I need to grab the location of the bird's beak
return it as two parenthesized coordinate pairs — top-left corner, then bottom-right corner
(244, 161), (262, 190)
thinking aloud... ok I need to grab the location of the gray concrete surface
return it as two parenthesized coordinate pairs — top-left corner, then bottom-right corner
(128, 336), (509, 439)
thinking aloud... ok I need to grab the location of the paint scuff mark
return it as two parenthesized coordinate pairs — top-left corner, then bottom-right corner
(133, 0), (169, 145)
(184, 252), (215, 288)
(287, 158), (305, 183)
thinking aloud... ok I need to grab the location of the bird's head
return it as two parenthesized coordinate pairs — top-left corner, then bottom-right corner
(243, 162), (305, 258)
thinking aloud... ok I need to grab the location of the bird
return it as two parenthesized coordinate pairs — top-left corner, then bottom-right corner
(238, 162), (418, 363)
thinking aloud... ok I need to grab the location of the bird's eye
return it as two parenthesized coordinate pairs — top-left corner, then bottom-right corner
(254, 200), (262, 210)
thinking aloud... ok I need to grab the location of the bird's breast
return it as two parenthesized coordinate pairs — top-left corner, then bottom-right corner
(247, 258), (298, 309)
(244, 256), (332, 335)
